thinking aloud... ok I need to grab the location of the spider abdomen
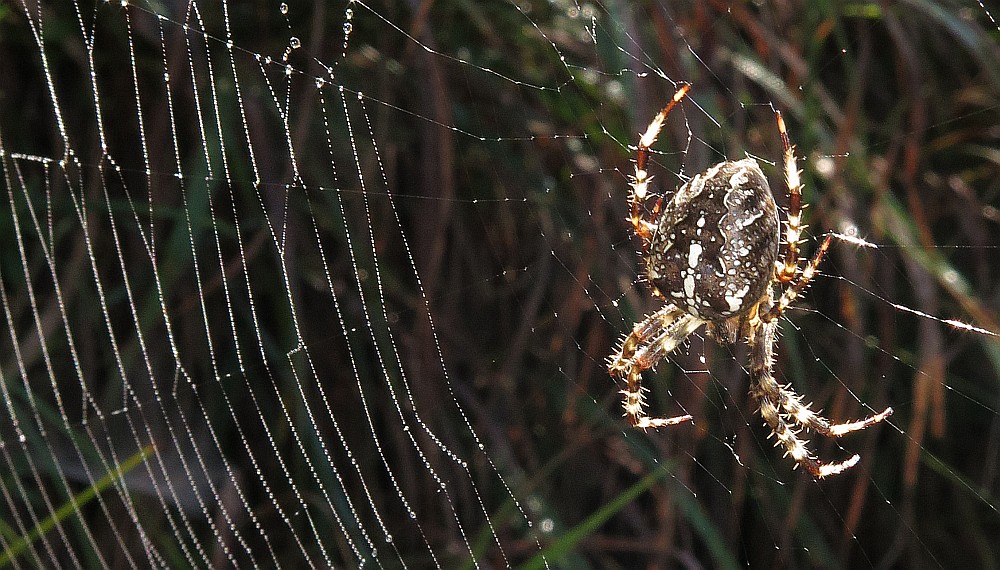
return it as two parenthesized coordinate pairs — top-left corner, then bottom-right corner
(646, 159), (780, 321)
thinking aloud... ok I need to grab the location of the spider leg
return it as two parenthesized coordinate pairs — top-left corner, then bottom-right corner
(630, 84), (690, 254)
(749, 296), (865, 478)
(774, 110), (805, 284)
(608, 304), (704, 429)
(762, 234), (832, 323)
(777, 385), (893, 438)
(758, 141), (895, 443)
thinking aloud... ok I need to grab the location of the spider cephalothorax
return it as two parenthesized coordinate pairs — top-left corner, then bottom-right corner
(609, 84), (892, 478)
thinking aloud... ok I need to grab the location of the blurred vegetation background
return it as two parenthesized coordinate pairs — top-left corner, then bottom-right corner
(2, 0), (1000, 568)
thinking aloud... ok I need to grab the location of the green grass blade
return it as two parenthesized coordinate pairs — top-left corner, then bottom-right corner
(0, 444), (156, 567)
(519, 464), (738, 570)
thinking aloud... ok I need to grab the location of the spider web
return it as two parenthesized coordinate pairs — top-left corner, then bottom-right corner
(1, 0), (999, 567)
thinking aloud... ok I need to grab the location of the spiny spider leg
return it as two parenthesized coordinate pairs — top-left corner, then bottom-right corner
(762, 234), (832, 323)
(749, 295), (862, 478)
(630, 84), (690, 253)
(608, 304), (704, 429)
(775, 110), (806, 284)
(760, 227), (893, 451)
(777, 384), (893, 438)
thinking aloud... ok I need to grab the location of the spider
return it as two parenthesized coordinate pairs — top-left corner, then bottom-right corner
(608, 84), (893, 478)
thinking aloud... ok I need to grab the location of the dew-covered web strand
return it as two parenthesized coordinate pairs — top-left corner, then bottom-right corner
(335, 85), (456, 568)
(245, 20), (401, 570)
(352, 0), (572, 93)
(355, 92), (549, 567)
(5, 153), (155, 570)
(0, 298), (40, 568)
(117, 6), (270, 564)
(219, 12), (406, 568)
(977, 0), (999, 33)
(298, 198), (397, 568)
(0, 251), (81, 569)
(69, 0), (239, 562)
(11, 2), (188, 566)
(92, 8), (260, 565)
(18, 0), (71, 158)
(305, 88), (423, 568)
(175, 5), (345, 568)
(183, 1), (220, 180)
(0, 396), (45, 568)
(265, 3), (423, 565)
(155, 13), (286, 567)
(111, 44), (256, 566)
(158, 1), (343, 564)
(96, 161), (215, 569)
(145, 5), (391, 567)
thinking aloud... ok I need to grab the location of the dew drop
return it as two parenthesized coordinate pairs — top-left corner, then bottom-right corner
(279, 2), (288, 14)
(343, 22), (353, 35)
(289, 36), (301, 49)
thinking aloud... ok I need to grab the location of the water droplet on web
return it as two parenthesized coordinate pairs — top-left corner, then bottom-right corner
(289, 36), (301, 49)
(226, 40), (234, 50)
(345, 7), (353, 19)
(343, 22), (353, 35)
(279, 3), (288, 14)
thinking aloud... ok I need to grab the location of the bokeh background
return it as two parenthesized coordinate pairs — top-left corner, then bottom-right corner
(1, 0), (999, 567)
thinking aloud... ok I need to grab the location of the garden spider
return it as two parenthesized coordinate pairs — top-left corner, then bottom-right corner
(608, 84), (892, 477)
